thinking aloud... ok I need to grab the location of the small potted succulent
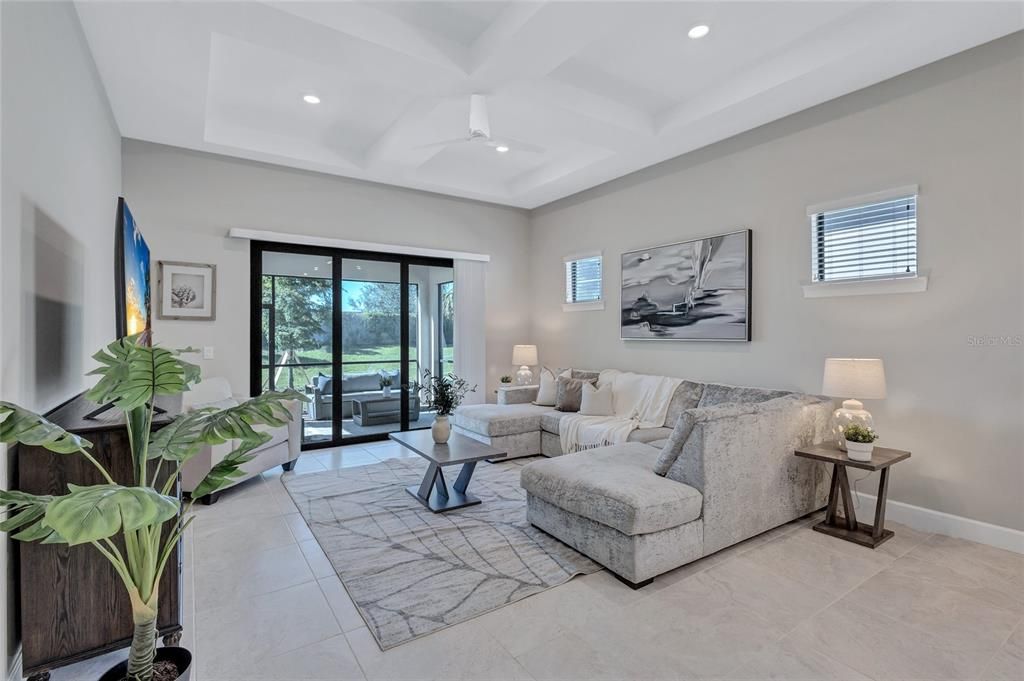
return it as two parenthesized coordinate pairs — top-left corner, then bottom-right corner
(499, 375), (512, 385)
(842, 423), (879, 462)
(416, 370), (476, 443)
(379, 373), (394, 398)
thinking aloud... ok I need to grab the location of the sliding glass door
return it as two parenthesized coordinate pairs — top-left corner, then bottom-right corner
(251, 242), (454, 449)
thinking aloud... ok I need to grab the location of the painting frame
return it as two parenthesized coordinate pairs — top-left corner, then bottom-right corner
(619, 229), (751, 342)
(157, 260), (217, 321)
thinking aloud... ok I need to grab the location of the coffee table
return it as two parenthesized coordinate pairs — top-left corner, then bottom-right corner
(389, 430), (507, 512)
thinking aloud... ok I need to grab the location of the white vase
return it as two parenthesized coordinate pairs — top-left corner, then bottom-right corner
(432, 415), (451, 444)
(845, 440), (874, 462)
(383, 386), (392, 398)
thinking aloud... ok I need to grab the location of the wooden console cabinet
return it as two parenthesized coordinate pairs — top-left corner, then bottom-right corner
(14, 394), (182, 681)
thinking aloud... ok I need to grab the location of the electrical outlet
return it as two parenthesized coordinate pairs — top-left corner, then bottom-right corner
(203, 346), (215, 360)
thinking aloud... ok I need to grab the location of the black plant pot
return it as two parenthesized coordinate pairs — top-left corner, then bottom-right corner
(98, 647), (192, 681)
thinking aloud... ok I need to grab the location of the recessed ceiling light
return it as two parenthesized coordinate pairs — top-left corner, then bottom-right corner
(688, 24), (710, 39)
(495, 145), (510, 153)
(313, 266), (319, 271)
(303, 94), (321, 104)
(303, 272), (308, 276)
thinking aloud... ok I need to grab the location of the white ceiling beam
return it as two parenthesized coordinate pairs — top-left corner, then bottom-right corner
(503, 78), (654, 136)
(265, 1), (469, 75)
(360, 97), (451, 169)
(468, 2), (628, 84)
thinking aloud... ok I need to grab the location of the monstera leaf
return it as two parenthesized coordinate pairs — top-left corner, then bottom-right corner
(190, 439), (266, 500)
(146, 410), (211, 462)
(148, 390), (306, 465)
(0, 490), (64, 543)
(44, 484), (179, 546)
(0, 402), (91, 453)
(86, 337), (200, 411)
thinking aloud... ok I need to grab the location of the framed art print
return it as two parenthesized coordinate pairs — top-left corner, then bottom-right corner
(620, 229), (751, 341)
(158, 261), (217, 321)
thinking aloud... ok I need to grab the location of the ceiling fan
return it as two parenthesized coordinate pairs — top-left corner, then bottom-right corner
(417, 94), (543, 155)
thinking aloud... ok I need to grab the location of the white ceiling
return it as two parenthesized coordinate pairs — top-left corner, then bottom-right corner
(76, 1), (1022, 209)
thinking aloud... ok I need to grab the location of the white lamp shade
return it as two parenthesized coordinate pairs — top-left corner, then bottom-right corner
(822, 358), (887, 399)
(512, 344), (538, 366)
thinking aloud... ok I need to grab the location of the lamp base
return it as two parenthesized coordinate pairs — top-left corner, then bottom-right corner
(515, 366), (534, 386)
(832, 399), (873, 450)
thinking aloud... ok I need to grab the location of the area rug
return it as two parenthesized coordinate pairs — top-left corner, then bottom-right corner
(283, 457), (601, 649)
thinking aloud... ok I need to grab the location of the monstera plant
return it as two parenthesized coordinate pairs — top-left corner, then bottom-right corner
(0, 335), (305, 681)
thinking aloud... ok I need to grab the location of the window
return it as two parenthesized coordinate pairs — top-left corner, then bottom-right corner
(564, 253), (603, 309)
(810, 189), (917, 283)
(437, 281), (454, 376)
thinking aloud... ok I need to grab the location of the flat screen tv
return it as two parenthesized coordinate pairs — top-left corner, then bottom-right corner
(114, 197), (152, 345)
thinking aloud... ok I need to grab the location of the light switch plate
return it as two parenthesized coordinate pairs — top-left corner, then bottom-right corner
(203, 346), (215, 360)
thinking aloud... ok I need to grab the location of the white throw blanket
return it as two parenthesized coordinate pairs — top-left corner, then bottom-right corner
(559, 370), (682, 454)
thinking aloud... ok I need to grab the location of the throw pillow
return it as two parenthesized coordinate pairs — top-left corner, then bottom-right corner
(534, 367), (568, 406)
(316, 374), (333, 394)
(579, 381), (614, 416)
(190, 397), (240, 413)
(664, 381), (706, 426)
(555, 376), (595, 412)
(653, 409), (697, 476)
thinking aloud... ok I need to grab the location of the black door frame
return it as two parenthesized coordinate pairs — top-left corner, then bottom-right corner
(250, 240), (453, 450)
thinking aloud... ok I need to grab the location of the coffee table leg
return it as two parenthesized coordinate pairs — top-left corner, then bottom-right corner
(453, 461), (477, 494)
(417, 463), (441, 500)
(434, 468), (449, 500)
(872, 468), (890, 540)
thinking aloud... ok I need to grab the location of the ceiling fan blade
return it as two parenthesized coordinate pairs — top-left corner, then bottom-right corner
(490, 137), (545, 154)
(414, 138), (469, 150)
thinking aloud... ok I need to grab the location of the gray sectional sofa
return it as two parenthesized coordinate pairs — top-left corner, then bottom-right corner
(452, 372), (834, 588)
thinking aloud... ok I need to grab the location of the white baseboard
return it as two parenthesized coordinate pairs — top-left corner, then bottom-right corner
(854, 491), (1024, 555)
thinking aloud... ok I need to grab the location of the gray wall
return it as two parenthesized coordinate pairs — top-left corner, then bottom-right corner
(0, 0), (123, 672)
(121, 140), (532, 398)
(529, 34), (1024, 531)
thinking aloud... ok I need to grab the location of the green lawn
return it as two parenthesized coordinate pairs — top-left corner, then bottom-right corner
(262, 344), (425, 390)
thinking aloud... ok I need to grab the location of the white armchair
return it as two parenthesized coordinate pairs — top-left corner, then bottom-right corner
(179, 377), (302, 504)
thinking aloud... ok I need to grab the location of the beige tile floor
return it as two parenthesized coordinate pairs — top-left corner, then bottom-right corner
(53, 441), (1023, 681)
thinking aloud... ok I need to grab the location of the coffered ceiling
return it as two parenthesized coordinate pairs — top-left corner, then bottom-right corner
(76, 1), (1022, 208)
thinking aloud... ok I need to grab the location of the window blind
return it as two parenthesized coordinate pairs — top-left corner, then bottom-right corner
(565, 256), (602, 303)
(812, 195), (917, 282)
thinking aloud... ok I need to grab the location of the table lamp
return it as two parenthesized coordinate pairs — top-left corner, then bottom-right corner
(822, 358), (886, 449)
(512, 345), (538, 386)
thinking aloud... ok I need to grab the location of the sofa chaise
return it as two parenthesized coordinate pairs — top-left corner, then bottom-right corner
(179, 377), (302, 504)
(453, 371), (833, 587)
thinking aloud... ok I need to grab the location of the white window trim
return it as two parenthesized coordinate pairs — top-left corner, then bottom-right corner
(805, 184), (919, 217)
(563, 300), (605, 312)
(563, 250), (604, 312)
(804, 184), (921, 296)
(802, 273), (928, 298)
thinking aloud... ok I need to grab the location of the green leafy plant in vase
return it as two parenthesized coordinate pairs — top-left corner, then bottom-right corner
(0, 335), (306, 681)
(379, 373), (394, 397)
(842, 423), (879, 462)
(499, 375), (512, 385)
(416, 370), (476, 444)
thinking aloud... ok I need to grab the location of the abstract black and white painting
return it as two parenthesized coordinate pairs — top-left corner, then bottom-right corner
(621, 229), (751, 341)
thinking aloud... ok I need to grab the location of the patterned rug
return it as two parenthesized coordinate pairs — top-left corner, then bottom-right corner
(283, 456), (601, 649)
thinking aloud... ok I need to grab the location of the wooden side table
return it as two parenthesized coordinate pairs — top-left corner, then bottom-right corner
(795, 444), (911, 548)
